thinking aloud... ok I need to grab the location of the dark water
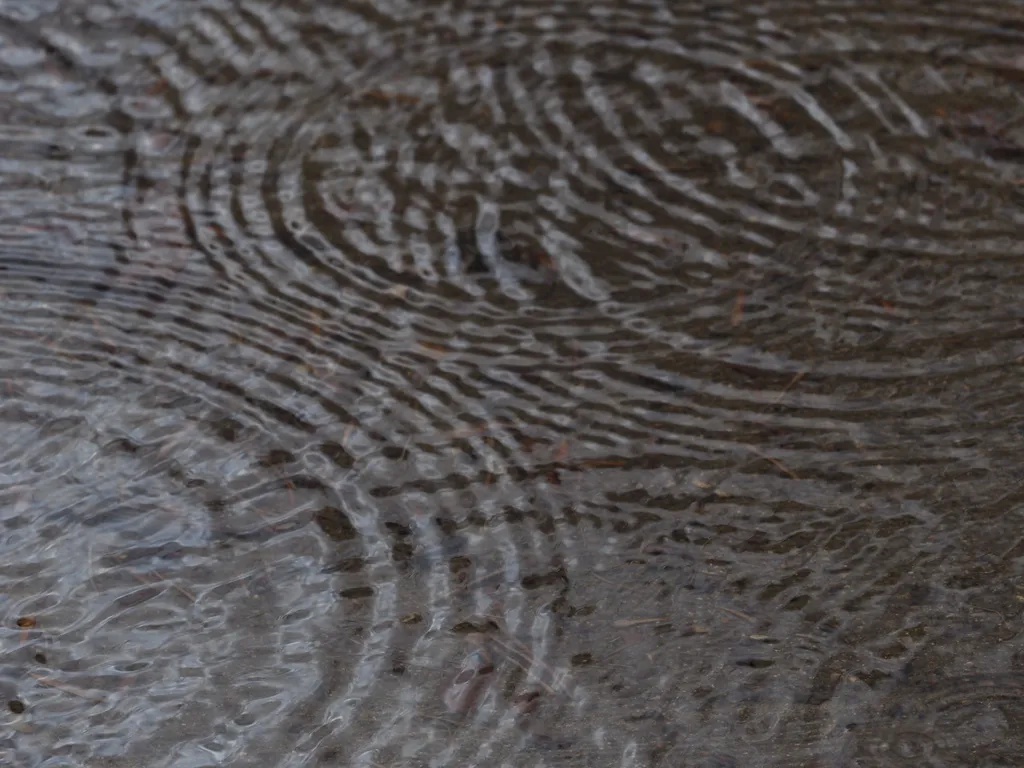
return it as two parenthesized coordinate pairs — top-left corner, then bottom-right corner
(2, 1), (1024, 766)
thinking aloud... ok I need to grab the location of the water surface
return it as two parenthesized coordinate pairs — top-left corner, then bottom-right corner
(1, 1), (1024, 766)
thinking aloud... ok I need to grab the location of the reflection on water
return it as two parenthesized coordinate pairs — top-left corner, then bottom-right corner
(1, 0), (1023, 765)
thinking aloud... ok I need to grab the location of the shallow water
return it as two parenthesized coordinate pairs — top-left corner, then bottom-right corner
(1, 1), (1023, 766)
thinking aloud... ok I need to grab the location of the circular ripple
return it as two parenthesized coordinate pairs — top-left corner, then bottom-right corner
(851, 675), (1024, 767)
(112, 1), (1024, 763)
(148, 0), (1024, 379)
(4, 0), (1024, 767)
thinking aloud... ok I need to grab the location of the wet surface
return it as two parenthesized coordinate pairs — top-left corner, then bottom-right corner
(1, 0), (1024, 766)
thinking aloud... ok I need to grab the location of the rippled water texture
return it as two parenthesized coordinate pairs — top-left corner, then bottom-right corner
(2, 0), (1024, 765)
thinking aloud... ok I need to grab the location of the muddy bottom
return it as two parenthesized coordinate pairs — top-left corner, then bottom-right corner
(1, 0), (1023, 766)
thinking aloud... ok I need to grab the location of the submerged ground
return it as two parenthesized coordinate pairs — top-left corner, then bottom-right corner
(1, 1), (1023, 766)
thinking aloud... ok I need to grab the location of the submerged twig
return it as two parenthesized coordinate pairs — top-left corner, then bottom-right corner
(130, 569), (196, 602)
(721, 607), (756, 624)
(613, 617), (668, 628)
(29, 672), (105, 702)
(743, 444), (799, 480)
(775, 370), (806, 402)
